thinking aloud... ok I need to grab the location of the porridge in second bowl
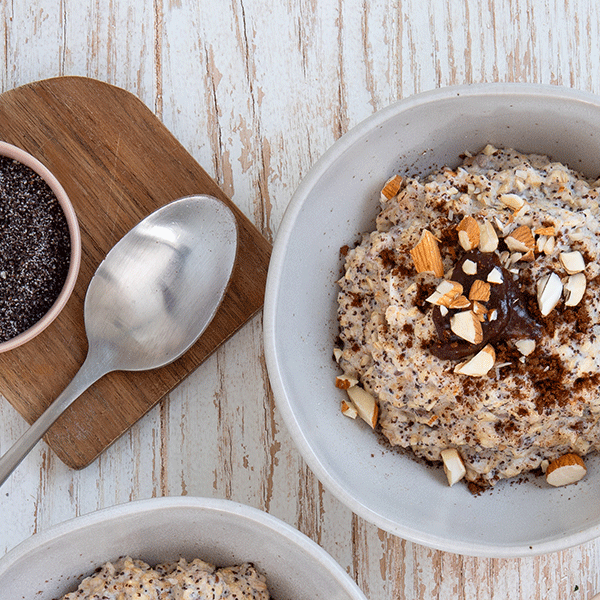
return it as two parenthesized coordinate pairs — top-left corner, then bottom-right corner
(335, 145), (600, 491)
(59, 555), (270, 599)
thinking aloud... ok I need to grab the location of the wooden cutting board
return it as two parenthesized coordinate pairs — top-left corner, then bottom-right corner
(0, 76), (271, 470)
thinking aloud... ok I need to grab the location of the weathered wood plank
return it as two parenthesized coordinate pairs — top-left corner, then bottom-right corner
(2, 1), (600, 599)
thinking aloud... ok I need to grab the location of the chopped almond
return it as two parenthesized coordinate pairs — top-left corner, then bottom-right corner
(508, 252), (522, 265)
(450, 310), (483, 345)
(454, 344), (496, 377)
(426, 279), (463, 307)
(515, 339), (536, 356)
(536, 235), (547, 253)
(341, 400), (358, 419)
(381, 175), (403, 200)
(478, 220), (499, 252)
(559, 251), (585, 275)
(499, 193), (526, 211)
(521, 250), (535, 262)
(487, 267), (504, 284)
(542, 236), (556, 255)
(471, 301), (487, 320)
(462, 259), (478, 275)
(564, 272), (586, 307)
(410, 230), (444, 277)
(468, 279), (491, 302)
(537, 272), (563, 316)
(535, 225), (556, 236)
(441, 448), (467, 486)
(456, 216), (480, 251)
(346, 386), (379, 429)
(449, 295), (471, 309)
(505, 225), (535, 252)
(546, 454), (586, 487)
(335, 374), (359, 390)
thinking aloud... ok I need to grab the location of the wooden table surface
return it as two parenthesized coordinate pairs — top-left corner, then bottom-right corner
(1, 1), (599, 598)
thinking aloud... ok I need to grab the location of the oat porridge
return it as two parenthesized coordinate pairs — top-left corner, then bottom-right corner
(335, 145), (600, 490)
(59, 556), (269, 599)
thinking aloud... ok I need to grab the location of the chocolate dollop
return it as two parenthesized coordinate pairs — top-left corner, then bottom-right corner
(430, 250), (541, 360)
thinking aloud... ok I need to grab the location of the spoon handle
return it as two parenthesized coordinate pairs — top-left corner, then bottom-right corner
(0, 354), (108, 486)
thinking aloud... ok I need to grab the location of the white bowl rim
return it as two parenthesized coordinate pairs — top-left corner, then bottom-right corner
(0, 496), (366, 600)
(263, 82), (600, 557)
(0, 140), (81, 352)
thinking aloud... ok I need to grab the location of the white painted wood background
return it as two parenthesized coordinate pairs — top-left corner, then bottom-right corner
(0, 1), (599, 598)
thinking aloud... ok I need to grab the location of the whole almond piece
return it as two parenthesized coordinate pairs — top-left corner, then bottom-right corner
(457, 216), (480, 251)
(410, 230), (444, 277)
(546, 454), (586, 487)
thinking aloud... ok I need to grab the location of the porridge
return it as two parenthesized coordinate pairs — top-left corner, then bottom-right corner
(59, 556), (270, 599)
(335, 145), (600, 490)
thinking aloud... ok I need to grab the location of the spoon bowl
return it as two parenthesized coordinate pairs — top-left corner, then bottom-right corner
(0, 194), (238, 484)
(85, 196), (237, 370)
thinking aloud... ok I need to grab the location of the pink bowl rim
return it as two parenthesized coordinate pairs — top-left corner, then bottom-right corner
(0, 141), (81, 352)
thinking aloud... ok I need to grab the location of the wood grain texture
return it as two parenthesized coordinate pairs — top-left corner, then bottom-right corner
(0, 77), (271, 468)
(1, 1), (600, 599)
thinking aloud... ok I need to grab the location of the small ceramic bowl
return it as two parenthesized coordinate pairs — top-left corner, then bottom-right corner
(0, 141), (81, 353)
(264, 83), (600, 557)
(0, 496), (367, 600)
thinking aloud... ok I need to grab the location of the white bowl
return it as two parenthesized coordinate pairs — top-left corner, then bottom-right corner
(0, 497), (367, 600)
(264, 83), (600, 557)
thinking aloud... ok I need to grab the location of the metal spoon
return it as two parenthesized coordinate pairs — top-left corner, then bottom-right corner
(0, 194), (238, 485)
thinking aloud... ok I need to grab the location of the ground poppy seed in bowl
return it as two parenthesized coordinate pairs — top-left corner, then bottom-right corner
(0, 156), (71, 343)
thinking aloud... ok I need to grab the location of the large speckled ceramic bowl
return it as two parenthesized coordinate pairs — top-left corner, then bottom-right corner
(264, 83), (600, 557)
(0, 496), (367, 600)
